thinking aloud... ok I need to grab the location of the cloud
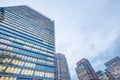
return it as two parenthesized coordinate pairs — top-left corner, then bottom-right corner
(55, 0), (120, 79)
(1, 0), (120, 80)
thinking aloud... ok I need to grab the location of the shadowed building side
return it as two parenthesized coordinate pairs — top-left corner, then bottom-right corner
(55, 53), (71, 80)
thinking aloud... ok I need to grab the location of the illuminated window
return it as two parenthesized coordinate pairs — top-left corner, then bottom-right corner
(0, 76), (17, 80)
(18, 61), (22, 66)
(11, 60), (17, 65)
(5, 67), (12, 73)
(5, 77), (9, 80)
(40, 71), (44, 77)
(16, 68), (21, 74)
(0, 66), (6, 72)
(0, 76), (5, 80)
(13, 68), (21, 74)
(21, 61), (25, 66)
(25, 69), (29, 75)
(10, 67), (15, 73)
(27, 63), (30, 67)
(8, 52), (16, 57)
(29, 70), (34, 75)
(2, 58), (11, 63)
(21, 69), (33, 76)
(45, 72), (49, 77)
(21, 69), (25, 75)
(34, 71), (39, 76)
(24, 62), (28, 67)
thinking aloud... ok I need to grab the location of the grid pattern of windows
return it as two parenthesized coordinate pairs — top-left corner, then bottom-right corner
(0, 6), (55, 80)
(0, 76), (17, 80)
(76, 58), (99, 80)
(0, 65), (54, 78)
(96, 70), (109, 80)
(55, 53), (71, 80)
(105, 56), (120, 80)
(3, 8), (54, 46)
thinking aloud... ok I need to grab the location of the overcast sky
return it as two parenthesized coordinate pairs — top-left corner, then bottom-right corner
(0, 0), (120, 80)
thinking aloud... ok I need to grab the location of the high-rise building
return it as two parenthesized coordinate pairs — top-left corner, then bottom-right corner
(0, 6), (55, 80)
(75, 58), (99, 80)
(55, 53), (71, 80)
(105, 56), (120, 80)
(96, 70), (109, 80)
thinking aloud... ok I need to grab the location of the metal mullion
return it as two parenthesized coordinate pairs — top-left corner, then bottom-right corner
(4, 15), (42, 38)
(2, 20), (45, 43)
(0, 23), (54, 51)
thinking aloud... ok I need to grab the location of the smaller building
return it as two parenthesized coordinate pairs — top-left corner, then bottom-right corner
(55, 53), (71, 80)
(104, 69), (116, 80)
(105, 56), (120, 80)
(75, 58), (99, 80)
(96, 70), (109, 80)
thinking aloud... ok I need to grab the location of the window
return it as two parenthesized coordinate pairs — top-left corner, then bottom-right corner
(39, 71), (44, 77)
(0, 66), (6, 72)
(14, 68), (21, 74)
(5, 66), (21, 74)
(5, 67), (12, 73)
(0, 38), (12, 44)
(34, 71), (39, 76)
(21, 69), (25, 75)
(2, 58), (11, 63)
(0, 76), (17, 80)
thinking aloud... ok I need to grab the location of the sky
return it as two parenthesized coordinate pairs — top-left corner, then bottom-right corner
(0, 0), (120, 80)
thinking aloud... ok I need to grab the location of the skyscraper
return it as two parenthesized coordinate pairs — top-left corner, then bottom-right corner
(55, 53), (71, 80)
(0, 6), (55, 80)
(96, 70), (109, 80)
(105, 56), (120, 80)
(75, 58), (99, 80)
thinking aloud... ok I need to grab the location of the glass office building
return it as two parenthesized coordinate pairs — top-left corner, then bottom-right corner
(96, 70), (109, 80)
(75, 58), (99, 80)
(55, 53), (71, 80)
(105, 56), (120, 80)
(0, 5), (55, 80)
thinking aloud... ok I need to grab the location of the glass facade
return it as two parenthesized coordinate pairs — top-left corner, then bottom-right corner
(104, 69), (116, 80)
(75, 58), (99, 80)
(96, 70), (109, 80)
(105, 56), (120, 80)
(0, 6), (55, 80)
(55, 53), (71, 80)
